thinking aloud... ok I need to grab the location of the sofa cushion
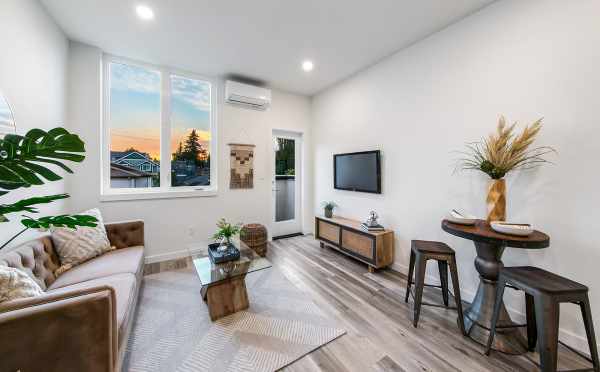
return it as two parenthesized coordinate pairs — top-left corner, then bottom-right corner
(47, 272), (137, 345)
(48, 246), (144, 290)
(0, 266), (44, 303)
(0, 237), (60, 290)
(51, 208), (113, 275)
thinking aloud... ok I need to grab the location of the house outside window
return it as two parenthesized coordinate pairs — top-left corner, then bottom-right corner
(102, 55), (217, 200)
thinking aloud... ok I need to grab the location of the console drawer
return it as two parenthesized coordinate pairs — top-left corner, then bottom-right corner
(318, 220), (340, 244)
(341, 229), (374, 260)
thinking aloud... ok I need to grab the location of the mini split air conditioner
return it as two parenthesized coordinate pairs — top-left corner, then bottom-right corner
(225, 80), (271, 110)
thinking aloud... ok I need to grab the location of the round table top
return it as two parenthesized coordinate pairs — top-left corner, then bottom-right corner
(442, 219), (550, 249)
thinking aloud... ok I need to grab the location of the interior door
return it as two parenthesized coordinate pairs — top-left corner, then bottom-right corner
(271, 130), (302, 238)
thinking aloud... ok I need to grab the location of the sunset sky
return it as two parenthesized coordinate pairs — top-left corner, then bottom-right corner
(109, 62), (211, 160)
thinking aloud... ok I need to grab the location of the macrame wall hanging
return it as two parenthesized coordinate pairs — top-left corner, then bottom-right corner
(229, 143), (255, 189)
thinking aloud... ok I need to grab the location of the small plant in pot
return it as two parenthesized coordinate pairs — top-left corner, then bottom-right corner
(212, 218), (243, 252)
(321, 201), (338, 218)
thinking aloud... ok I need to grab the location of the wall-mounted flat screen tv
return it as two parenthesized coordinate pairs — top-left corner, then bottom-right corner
(334, 150), (381, 194)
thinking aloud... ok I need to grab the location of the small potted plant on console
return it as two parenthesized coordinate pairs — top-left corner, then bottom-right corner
(321, 201), (338, 218)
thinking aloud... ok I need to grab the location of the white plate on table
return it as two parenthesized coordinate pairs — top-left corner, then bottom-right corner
(490, 222), (534, 236)
(446, 210), (477, 225)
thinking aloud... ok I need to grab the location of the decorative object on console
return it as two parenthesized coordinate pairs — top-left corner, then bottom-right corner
(361, 210), (384, 231)
(0, 126), (98, 251)
(229, 143), (255, 189)
(456, 116), (556, 222)
(446, 209), (477, 225)
(360, 223), (385, 232)
(321, 201), (338, 218)
(240, 223), (268, 257)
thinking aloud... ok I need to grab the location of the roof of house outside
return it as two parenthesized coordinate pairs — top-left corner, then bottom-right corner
(111, 150), (158, 165)
(110, 163), (154, 178)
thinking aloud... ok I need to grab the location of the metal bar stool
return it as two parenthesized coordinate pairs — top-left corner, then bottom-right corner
(486, 266), (600, 372)
(405, 240), (466, 334)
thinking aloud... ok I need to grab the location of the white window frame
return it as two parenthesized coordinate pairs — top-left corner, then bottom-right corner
(101, 54), (218, 201)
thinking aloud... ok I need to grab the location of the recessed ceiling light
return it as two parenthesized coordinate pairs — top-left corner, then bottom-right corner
(136, 5), (155, 20)
(302, 60), (314, 72)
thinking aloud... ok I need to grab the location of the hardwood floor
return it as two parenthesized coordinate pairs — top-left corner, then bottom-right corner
(268, 235), (591, 372)
(144, 235), (592, 372)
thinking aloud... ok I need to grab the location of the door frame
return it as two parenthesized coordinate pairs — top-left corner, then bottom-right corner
(271, 129), (303, 239)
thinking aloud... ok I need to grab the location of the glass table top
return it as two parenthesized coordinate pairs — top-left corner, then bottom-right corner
(190, 238), (271, 287)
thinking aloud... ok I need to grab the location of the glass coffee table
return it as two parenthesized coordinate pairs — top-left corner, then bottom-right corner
(190, 239), (271, 321)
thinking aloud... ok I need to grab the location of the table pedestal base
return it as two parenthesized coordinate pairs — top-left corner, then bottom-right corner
(201, 275), (249, 321)
(463, 278), (527, 354)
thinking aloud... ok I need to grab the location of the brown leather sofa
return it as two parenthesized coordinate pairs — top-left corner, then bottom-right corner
(0, 220), (145, 372)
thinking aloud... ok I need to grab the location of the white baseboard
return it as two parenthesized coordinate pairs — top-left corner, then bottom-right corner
(145, 246), (206, 264)
(390, 262), (595, 357)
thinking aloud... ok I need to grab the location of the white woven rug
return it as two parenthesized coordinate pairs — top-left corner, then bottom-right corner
(123, 265), (346, 371)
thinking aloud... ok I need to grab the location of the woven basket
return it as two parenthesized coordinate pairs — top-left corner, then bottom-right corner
(240, 224), (268, 257)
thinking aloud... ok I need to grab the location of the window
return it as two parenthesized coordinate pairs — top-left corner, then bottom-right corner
(170, 75), (211, 187)
(102, 56), (216, 200)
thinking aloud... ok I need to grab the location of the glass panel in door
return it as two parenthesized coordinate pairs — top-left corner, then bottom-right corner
(274, 137), (295, 222)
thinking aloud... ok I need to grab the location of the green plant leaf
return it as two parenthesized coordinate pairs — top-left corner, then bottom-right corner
(0, 194), (70, 222)
(20, 214), (98, 229)
(212, 218), (242, 241)
(0, 127), (86, 192)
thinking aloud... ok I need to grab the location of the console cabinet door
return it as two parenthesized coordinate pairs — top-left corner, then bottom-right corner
(341, 229), (375, 262)
(317, 220), (340, 244)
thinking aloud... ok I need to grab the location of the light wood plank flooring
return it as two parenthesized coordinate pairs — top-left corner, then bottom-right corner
(144, 235), (592, 372)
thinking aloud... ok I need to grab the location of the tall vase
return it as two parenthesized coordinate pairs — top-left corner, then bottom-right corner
(486, 179), (506, 222)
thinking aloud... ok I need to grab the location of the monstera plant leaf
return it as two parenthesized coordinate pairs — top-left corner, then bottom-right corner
(20, 214), (98, 229)
(0, 128), (85, 192)
(0, 194), (70, 222)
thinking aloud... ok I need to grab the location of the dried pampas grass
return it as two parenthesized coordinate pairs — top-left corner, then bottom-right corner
(457, 116), (556, 179)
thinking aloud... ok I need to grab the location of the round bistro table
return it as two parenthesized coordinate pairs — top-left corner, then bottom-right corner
(441, 219), (550, 354)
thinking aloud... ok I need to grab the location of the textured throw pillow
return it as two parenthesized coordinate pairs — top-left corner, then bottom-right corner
(51, 208), (114, 276)
(0, 265), (44, 303)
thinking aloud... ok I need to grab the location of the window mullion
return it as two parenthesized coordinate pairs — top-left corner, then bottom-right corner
(160, 69), (171, 189)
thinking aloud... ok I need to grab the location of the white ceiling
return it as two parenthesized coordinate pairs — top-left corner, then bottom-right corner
(41, 0), (494, 96)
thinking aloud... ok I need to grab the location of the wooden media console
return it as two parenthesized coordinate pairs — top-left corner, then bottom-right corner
(315, 216), (394, 272)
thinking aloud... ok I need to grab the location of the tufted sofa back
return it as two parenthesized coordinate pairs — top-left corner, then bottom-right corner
(105, 220), (145, 249)
(0, 237), (60, 291)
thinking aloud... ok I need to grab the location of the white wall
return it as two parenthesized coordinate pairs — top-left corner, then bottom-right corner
(66, 42), (313, 262)
(0, 0), (69, 248)
(312, 0), (600, 353)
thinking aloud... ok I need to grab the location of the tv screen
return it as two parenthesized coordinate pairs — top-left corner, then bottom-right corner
(334, 150), (381, 194)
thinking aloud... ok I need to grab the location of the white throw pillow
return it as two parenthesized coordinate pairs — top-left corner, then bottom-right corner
(0, 265), (44, 303)
(51, 208), (114, 276)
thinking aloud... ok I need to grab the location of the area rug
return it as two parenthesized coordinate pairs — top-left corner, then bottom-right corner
(122, 265), (346, 372)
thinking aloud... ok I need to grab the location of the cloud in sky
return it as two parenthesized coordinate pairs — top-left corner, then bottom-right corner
(171, 75), (210, 111)
(110, 62), (211, 111)
(110, 62), (161, 95)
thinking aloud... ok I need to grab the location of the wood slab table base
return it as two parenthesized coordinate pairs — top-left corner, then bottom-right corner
(441, 220), (550, 355)
(201, 275), (249, 321)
